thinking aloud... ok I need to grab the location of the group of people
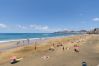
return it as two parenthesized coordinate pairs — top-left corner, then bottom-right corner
(50, 41), (80, 53)
(10, 38), (82, 65)
(62, 44), (80, 52)
(16, 39), (30, 47)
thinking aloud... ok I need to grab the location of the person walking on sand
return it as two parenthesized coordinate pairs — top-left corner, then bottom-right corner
(34, 41), (37, 50)
(62, 46), (65, 51)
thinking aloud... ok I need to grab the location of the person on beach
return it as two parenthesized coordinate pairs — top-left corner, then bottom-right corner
(34, 42), (37, 50)
(23, 40), (25, 46)
(27, 39), (30, 45)
(16, 41), (20, 47)
(49, 46), (55, 51)
(82, 62), (87, 66)
(10, 56), (17, 64)
(73, 44), (79, 53)
(52, 43), (55, 47)
(57, 43), (63, 47)
(10, 56), (23, 64)
(62, 46), (65, 51)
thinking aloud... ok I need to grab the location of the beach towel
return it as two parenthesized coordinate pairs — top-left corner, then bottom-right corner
(41, 56), (50, 60)
(17, 58), (23, 61)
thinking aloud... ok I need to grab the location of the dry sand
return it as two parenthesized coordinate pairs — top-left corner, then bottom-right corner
(0, 34), (99, 66)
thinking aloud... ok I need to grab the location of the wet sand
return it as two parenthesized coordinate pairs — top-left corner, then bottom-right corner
(1, 34), (99, 66)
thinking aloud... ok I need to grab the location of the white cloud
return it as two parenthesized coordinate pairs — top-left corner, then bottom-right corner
(17, 25), (27, 29)
(16, 24), (66, 32)
(92, 17), (99, 21)
(42, 26), (48, 30)
(29, 24), (67, 32)
(0, 23), (66, 33)
(30, 24), (38, 28)
(30, 24), (49, 30)
(42, 28), (63, 32)
(16, 24), (49, 31)
(0, 23), (7, 28)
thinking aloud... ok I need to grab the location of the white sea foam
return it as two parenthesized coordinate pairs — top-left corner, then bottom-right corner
(0, 34), (79, 44)
(0, 38), (39, 43)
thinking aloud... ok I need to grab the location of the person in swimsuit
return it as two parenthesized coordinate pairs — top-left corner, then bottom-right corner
(10, 56), (17, 64)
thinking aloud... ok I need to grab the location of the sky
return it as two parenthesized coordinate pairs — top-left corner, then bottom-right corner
(0, 0), (99, 33)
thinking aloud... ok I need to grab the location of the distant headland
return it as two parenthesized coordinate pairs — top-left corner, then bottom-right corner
(54, 28), (99, 34)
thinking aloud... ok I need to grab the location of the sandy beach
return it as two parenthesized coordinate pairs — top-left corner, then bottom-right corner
(0, 34), (99, 66)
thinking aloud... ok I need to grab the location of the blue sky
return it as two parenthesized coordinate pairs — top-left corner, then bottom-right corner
(0, 0), (99, 33)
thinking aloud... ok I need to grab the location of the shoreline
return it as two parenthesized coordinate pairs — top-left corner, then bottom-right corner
(0, 34), (81, 51)
(0, 34), (82, 44)
(0, 34), (84, 44)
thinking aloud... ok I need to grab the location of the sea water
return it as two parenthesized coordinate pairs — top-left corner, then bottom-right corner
(0, 33), (81, 42)
(0, 33), (81, 51)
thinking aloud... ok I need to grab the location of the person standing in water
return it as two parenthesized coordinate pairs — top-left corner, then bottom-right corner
(27, 39), (30, 45)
